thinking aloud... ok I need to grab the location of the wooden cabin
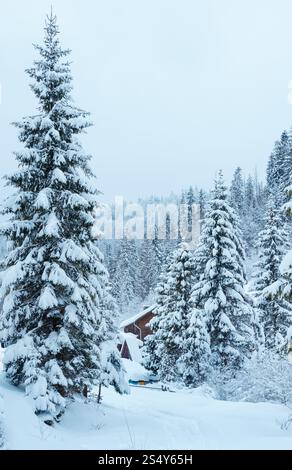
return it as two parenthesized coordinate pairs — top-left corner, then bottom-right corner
(118, 305), (156, 361)
(120, 305), (156, 342)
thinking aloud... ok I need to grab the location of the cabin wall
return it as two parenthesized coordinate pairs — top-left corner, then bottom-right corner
(137, 312), (154, 340)
(124, 323), (140, 339)
(124, 311), (154, 341)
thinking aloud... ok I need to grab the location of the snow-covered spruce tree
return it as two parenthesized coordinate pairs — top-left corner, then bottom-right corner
(151, 227), (164, 271)
(267, 131), (291, 207)
(242, 174), (265, 255)
(112, 238), (138, 313)
(138, 238), (161, 301)
(144, 243), (195, 382)
(198, 189), (207, 221)
(229, 167), (253, 256)
(143, 247), (176, 375)
(99, 274), (129, 395)
(0, 13), (125, 422)
(179, 308), (210, 387)
(266, 185), (292, 320)
(179, 191), (188, 242)
(186, 186), (197, 233)
(142, 261), (173, 375)
(229, 167), (244, 216)
(192, 171), (256, 371)
(252, 201), (292, 350)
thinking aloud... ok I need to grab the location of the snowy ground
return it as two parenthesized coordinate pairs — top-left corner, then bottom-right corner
(1, 366), (292, 450)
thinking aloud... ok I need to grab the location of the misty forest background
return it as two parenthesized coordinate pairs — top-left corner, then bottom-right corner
(0, 165), (267, 316)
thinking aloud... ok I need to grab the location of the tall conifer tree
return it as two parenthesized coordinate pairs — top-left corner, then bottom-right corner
(253, 202), (291, 349)
(0, 13), (125, 422)
(144, 244), (195, 382)
(192, 172), (256, 370)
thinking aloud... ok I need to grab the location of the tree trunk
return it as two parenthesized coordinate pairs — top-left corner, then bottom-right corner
(97, 384), (102, 404)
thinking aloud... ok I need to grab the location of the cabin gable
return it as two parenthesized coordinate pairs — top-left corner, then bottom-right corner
(124, 310), (155, 341)
(119, 306), (156, 361)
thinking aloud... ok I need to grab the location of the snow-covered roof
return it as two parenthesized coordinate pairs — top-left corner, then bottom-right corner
(120, 332), (143, 363)
(120, 305), (156, 329)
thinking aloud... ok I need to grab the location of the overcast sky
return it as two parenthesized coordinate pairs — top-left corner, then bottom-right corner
(1, 0), (292, 200)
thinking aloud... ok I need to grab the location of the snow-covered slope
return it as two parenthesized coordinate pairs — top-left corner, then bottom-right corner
(1, 371), (292, 450)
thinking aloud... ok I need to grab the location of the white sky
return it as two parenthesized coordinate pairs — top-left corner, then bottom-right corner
(1, 0), (292, 200)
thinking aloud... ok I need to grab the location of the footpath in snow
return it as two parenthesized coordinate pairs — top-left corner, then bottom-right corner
(1, 370), (292, 450)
